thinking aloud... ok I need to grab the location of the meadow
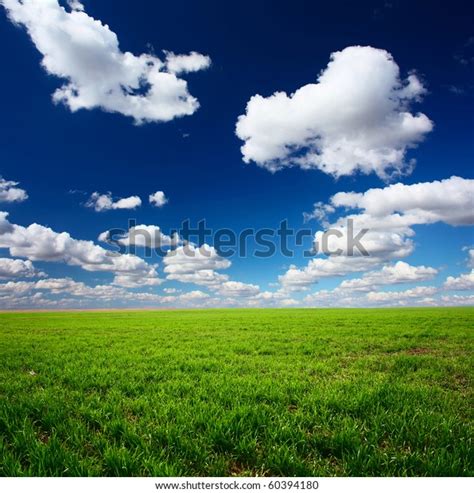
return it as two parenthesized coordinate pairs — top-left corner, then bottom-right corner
(0, 308), (472, 477)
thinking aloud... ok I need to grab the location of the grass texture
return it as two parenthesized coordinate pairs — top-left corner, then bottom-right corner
(0, 308), (472, 476)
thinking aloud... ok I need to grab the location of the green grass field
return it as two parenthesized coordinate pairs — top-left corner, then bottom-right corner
(0, 308), (472, 477)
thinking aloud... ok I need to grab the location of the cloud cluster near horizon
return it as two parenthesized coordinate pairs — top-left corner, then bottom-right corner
(0, 173), (473, 309)
(280, 176), (474, 291)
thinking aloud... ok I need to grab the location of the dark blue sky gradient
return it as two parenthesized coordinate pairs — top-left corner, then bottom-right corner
(0, 0), (472, 291)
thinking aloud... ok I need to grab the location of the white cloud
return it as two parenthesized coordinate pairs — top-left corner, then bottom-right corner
(236, 45), (432, 178)
(444, 270), (474, 291)
(0, 280), (36, 296)
(0, 277), (163, 304)
(112, 271), (163, 289)
(281, 176), (474, 290)
(149, 191), (168, 208)
(0, 276), (178, 310)
(163, 287), (179, 294)
(280, 257), (385, 292)
(216, 281), (260, 298)
(339, 261), (438, 292)
(1, 0), (210, 123)
(303, 289), (362, 308)
(0, 212), (160, 286)
(367, 286), (438, 304)
(100, 224), (180, 249)
(178, 290), (210, 302)
(440, 294), (474, 306)
(467, 248), (474, 268)
(86, 192), (141, 211)
(163, 244), (231, 287)
(327, 175), (474, 226)
(0, 177), (28, 203)
(0, 258), (45, 279)
(165, 51), (211, 75)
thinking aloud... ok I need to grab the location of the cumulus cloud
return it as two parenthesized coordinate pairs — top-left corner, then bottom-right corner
(302, 284), (438, 308)
(165, 51), (211, 75)
(162, 244), (262, 300)
(0, 258), (45, 279)
(216, 281), (260, 298)
(1, 0), (210, 123)
(0, 277), (165, 306)
(0, 280), (36, 296)
(178, 290), (210, 302)
(0, 177), (28, 203)
(149, 191), (168, 208)
(163, 244), (231, 287)
(339, 261), (438, 292)
(236, 45), (432, 178)
(326, 176), (474, 226)
(99, 224), (180, 250)
(280, 257), (383, 292)
(0, 212), (160, 286)
(0, 276), (222, 309)
(367, 286), (438, 304)
(440, 294), (474, 306)
(281, 176), (474, 290)
(86, 192), (141, 211)
(444, 270), (474, 291)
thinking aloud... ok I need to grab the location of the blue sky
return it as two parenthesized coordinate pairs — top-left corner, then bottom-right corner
(0, 0), (472, 308)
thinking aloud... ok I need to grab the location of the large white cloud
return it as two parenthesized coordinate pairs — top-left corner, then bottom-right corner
(86, 192), (141, 211)
(1, 0), (211, 123)
(236, 45), (432, 178)
(280, 176), (474, 290)
(0, 212), (160, 287)
(0, 177), (28, 203)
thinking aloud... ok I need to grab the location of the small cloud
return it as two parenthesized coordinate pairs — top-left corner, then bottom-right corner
(149, 191), (168, 208)
(86, 192), (142, 212)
